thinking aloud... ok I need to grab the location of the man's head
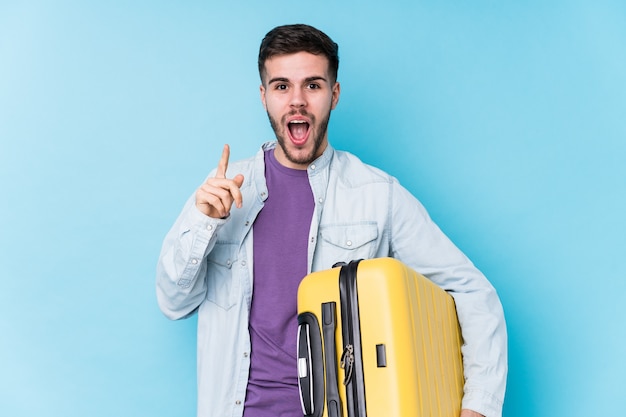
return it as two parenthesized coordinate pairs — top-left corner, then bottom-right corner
(259, 24), (341, 170)
(258, 24), (339, 86)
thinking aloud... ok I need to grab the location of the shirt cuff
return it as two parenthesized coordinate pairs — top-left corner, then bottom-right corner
(462, 389), (504, 417)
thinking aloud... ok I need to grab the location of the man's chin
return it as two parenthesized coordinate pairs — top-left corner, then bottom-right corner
(274, 125), (328, 167)
(273, 138), (313, 166)
(284, 147), (316, 166)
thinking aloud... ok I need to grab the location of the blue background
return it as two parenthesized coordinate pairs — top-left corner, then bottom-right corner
(1, 1), (625, 416)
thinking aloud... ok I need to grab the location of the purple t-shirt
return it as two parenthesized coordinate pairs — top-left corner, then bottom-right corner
(243, 150), (315, 416)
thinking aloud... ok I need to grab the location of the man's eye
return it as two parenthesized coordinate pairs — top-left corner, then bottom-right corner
(308, 83), (320, 89)
(276, 84), (288, 90)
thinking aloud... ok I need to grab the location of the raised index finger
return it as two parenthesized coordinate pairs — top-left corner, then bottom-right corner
(215, 144), (230, 178)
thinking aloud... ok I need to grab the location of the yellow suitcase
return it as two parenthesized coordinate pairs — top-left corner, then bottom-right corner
(297, 258), (464, 417)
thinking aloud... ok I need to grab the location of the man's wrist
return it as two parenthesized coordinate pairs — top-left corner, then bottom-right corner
(460, 409), (485, 417)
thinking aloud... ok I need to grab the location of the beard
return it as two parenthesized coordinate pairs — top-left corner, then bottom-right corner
(268, 109), (331, 166)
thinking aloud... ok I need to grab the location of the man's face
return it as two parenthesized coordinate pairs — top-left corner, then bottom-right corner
(260, 51), (341, 169)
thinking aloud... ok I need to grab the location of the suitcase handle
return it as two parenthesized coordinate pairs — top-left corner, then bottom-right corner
(322, 302), (343, 417)
(297, 312), (324, 417)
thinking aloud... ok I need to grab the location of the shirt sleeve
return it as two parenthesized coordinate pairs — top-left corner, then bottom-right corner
(389, 181), (508, 417)
(156, 194), (228, 320)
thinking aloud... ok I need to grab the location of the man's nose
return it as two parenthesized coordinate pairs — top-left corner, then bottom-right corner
(290, 88), (307, 108)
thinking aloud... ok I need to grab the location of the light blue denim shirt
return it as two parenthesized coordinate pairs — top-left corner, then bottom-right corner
(156, 142), (507, 417)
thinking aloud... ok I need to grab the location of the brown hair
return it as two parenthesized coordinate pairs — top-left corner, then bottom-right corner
(258, 24), (339, 84)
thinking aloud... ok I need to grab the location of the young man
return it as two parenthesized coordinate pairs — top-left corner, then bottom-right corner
(157, 24), (507, 417)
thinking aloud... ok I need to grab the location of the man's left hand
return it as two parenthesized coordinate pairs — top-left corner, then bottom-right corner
(460, 410), (485, 417)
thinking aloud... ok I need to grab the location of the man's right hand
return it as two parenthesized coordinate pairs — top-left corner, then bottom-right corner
(195, 144), (244, 218)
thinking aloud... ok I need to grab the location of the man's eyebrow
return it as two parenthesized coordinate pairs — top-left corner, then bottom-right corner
(267, 77), (290, 84)
(267, 76), (328, 85)
(304, 76), (328, 83)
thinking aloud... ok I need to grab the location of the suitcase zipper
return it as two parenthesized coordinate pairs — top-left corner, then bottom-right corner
(338, 260), (367, 417)
(340, 344), (354, 384)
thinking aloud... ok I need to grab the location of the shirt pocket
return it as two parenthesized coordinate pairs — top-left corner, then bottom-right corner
(205, 242), (239, 310)
(318, 222), (379, 265)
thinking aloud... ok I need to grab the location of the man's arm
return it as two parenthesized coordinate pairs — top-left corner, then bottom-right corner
(389, 181), (507, 417)
(156, 144), (244, 319)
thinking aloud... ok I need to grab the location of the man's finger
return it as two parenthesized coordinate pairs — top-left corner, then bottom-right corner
(232, 174), (245, 209)
(215, 144), (230, 179)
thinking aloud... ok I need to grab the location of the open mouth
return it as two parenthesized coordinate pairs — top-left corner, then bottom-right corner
(287, 120), (310, 145)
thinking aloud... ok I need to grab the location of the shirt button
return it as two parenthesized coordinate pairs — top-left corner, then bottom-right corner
(191, 258), (199, 265)
(318, 198), (324, 203)
(206, 224), (213, 231)
(226, 260), (232, 266)
(241, 260), (247, 266)
(236, 400), (242, 405)
(346, 241), (353, 247)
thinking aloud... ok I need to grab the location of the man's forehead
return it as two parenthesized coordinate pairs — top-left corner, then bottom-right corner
(263, 52), (331, 81)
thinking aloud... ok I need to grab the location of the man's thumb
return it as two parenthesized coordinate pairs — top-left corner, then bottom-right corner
(233, 174), (244, 188)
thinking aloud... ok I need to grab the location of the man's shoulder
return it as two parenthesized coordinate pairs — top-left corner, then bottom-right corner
(332, 149), (396, 184)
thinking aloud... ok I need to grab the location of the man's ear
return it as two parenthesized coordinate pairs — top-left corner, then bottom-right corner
(331, 82), (341, 110)
(260, 84), (267, 110)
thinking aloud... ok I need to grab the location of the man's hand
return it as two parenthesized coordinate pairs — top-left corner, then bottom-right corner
(460, 409), (485, 417)
(195, 144), (244, 218)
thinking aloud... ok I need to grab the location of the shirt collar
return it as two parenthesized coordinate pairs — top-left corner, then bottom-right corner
(257, 140), (334, 176)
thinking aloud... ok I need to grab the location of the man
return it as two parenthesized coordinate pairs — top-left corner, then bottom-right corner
(157, 24), (507, 417)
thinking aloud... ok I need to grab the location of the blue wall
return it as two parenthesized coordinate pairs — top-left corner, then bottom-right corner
(1, 1), (624, 416)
